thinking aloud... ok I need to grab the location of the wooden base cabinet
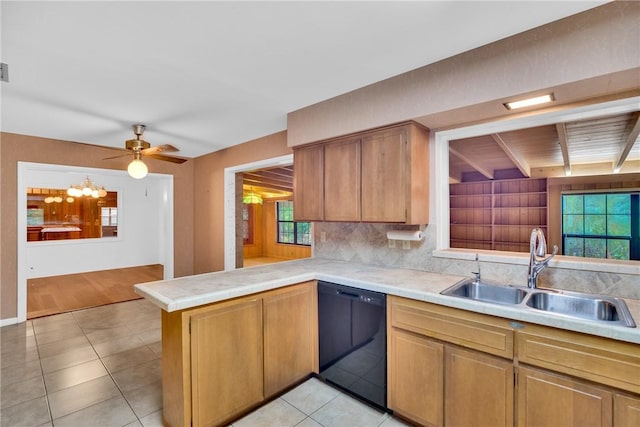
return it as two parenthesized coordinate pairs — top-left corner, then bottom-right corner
(263, 283), (318, 397)
(162, 282), (318, 427)
(614, 393), (640, 427)
(388, 329), (444, 427)
(445, 346), (513, 427)
(517, 366), (613, 427)
(387, 296), (515, 427)
(190, 299), (264, 427)
(387, 295), (640, 427)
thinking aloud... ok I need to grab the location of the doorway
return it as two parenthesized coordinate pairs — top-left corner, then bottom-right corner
(16, 162), (174, 324)
(223, 154), (312, 271)
(240, 165), (311, 268)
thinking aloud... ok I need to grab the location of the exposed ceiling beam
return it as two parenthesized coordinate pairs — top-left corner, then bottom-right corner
(243, 171), (292, 184)
(243, 174), (292, 188)
(449, 147), (494, 179)
(555, 122), (571, 176)
(614, 111), (640, 172)
(491, 133), (531, 177)
(243, 178), (293, 193)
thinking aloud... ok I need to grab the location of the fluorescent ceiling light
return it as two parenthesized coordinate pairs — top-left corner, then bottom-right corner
(504, 94), (554, 110)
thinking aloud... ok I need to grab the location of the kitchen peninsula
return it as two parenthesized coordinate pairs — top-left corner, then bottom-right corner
(134, 258), (640, 427)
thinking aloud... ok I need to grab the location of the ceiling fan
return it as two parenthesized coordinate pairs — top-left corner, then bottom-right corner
(105, 124), (187, 179)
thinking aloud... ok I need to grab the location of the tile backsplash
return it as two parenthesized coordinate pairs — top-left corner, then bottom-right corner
(313, 222), (640, 300)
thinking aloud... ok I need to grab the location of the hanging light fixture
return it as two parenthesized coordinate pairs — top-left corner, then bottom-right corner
(67, 176), (107, 199)
(243, 188), (263, 204)
(127, 151), (148, 179)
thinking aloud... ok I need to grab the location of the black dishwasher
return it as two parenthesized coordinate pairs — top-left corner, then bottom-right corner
(317, 281), (387, 410)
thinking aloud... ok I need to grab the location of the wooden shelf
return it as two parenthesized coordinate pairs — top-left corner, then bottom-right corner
(450, 178), (548, 252)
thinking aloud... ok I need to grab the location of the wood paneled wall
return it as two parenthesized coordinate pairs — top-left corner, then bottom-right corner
(243, 198), (311, 261)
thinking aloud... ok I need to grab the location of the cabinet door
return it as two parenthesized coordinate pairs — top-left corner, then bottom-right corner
(263, 282), (318, 397)
(445, 345), (514, 427)
(293, 145), (324, 221)
(517, 366), (613, 427)
(388, 328), (444, 427)
(190, 298), (264, 427)
(615, 393), (640, 427)
(324, 138), (361, 221)
(361, 128), (407, 222)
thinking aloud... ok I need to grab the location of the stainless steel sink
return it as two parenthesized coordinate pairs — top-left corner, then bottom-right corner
(526, 290), (636, 327)
(441, 279), (636, 328)
(441, 279), (529, 305)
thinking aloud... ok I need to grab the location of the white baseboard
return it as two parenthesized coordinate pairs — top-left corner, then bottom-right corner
(0, 317), (19, 327)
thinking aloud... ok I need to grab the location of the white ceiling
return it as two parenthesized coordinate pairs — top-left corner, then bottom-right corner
(1, 1), (608, 159)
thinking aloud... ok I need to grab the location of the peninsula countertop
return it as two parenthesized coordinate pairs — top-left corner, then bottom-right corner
(134, 257), (640, 345)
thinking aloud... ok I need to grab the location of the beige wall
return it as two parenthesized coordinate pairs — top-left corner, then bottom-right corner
(287, 1), (640, 146)
(0, 132), (195, 319)
(193, 131), (291, 273)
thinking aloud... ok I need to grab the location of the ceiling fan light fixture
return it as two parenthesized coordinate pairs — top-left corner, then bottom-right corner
(128, 158), (148, 179)
(504, 93), (554, 110)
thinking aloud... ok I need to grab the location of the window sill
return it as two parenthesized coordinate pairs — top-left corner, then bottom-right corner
(433, 248), (640, 276)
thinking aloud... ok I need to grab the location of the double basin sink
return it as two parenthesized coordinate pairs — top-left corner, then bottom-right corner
(441, 279), (636, 328)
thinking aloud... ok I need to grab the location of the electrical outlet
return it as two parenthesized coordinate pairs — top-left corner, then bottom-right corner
(402, 240), (411, 250)
(320, 232), (326, 242)
(388, 239), (396, 248)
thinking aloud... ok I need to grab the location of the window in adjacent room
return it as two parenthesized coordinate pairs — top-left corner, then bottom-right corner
(562, 192), (639, 260)
(101, 207), (118, 226)
(242, 204), (254, 245)
(277, 200), (311, 245)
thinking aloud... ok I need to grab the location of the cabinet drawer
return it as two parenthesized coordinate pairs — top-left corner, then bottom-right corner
(389, 296), (514, 358)
(516, 324), (640, 394)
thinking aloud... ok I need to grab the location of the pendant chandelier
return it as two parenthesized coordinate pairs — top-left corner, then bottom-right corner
(243, 190), (263, 204)
(67, 176), (107, 199)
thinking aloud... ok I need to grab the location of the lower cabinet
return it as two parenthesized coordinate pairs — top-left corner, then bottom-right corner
(263, 283), (318, 397)
(388, 296), (514, 427)
(389, 329), (444, 426)
(190, 298), (264, 427)
(517, 366), (612, 427)
(614, 393), (640, 427)
(162, 281), (318, 427)
(387, 295), (640, 427)
(445, 346), (513, 427)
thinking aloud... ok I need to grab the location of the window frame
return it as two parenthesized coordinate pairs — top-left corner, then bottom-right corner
(276, 200), (311, 246)
(561, 191), (639, 260)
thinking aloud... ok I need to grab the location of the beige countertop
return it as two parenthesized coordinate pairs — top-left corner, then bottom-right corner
(134, 257), (640, 345)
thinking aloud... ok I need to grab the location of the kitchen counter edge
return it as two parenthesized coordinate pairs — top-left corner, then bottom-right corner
(134, 258), (640, 345)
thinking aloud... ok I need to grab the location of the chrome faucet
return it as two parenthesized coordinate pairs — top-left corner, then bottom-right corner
(527, 228), (558, 288)
(472, 253), (481, 283)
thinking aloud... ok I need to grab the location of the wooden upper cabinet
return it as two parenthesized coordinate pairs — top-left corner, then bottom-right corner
(361, 127), (407, 222)
(293, 144), (324, 221)
(292, 121), (429, 224)
(324, 138), (361, 221)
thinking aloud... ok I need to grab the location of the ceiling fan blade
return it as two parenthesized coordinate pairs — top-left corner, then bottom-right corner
(103, 153), (130, 160)
(142, 144), (179, 155)
(144, 153), (188, 164)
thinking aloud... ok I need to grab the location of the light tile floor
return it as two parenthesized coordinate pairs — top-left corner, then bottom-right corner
(1, 299), (410, 427)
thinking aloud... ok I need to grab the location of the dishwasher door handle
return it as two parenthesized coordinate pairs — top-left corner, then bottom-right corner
(337, 289), (360, 299)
